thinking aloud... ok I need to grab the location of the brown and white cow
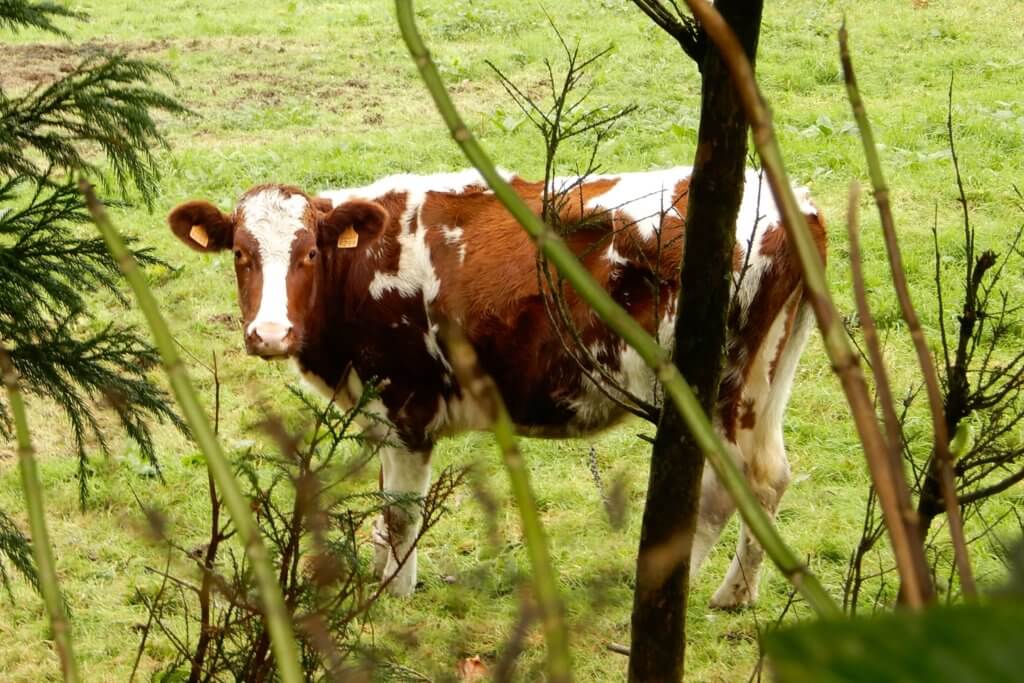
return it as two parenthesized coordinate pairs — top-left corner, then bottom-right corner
(168, 167), (826, 606)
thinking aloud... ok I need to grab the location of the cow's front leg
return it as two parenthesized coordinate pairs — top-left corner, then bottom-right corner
(372, 446), (432, 597)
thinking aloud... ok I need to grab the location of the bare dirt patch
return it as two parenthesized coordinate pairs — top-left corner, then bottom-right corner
(0, 39), (172, 91)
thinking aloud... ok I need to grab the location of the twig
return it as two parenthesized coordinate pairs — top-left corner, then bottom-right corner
(0, 347), (80, 683)
(189, 352), (223, 683)
(395, 0), (840, 619)
(79, 181), (304, 683)
(608, 643), (631, 656)
(129, 548), (172, 683)
(839, 24), (976, 600)
(629, 0), (705, 63)
(846, 183), (906, 484)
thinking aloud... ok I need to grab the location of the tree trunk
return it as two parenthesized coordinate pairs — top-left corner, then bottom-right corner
(628, 3), (763, 680)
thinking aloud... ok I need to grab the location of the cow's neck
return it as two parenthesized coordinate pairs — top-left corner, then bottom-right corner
(294, 252), (363, 391)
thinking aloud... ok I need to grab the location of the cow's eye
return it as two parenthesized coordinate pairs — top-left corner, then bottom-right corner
(234, 249), (243, 260)
(307, 248), (318, 261)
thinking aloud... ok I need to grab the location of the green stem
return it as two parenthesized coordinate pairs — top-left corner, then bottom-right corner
(395, 0), (840, 619)
(682, 0), (932, 607)
(79, 181), (303, 683)
(442, 323), (571, 682)
(838, 23), (976, 600)
(0, 348), (80, 683)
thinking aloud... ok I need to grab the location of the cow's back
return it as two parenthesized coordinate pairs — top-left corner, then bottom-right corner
(315, 168), (823, 441)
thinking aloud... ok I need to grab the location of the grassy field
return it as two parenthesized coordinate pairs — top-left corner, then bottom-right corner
(2, 0), (1023, 680)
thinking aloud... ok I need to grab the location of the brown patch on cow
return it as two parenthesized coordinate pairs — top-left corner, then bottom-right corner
(739, 398), (757, 430)
(769, 291), (802, 381)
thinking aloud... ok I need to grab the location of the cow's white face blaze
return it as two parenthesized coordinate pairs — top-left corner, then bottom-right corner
(168, 184), (389, 360)
(235, 189), (310, 357)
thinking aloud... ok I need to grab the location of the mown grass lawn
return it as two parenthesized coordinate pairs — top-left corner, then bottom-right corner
(1, 1), (1023, 680)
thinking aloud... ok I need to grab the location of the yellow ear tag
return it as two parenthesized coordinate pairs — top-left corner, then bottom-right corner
(337, 226), (359, 249)
(189, 224), (209, 248)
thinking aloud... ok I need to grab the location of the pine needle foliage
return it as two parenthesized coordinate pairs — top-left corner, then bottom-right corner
(0, 0), (185, 521)
(0, 0), (83, 37)
(0, 507), (37, 598)
(0, 55), (187, 206)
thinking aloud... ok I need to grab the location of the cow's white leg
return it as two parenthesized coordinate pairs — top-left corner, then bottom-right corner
(372, 446), (432, 597)
(691, 440), (740, 577)
(709, 300), (810, 608)
(709, 429), (790, 609)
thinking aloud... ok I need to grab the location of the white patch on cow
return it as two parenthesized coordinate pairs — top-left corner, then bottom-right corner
(377, 445), (432, 596)
(657, 302), (677, 351)
(423, 323), (453, 374)
(605, 243), (627, 267)
(295, 362), (350, 407)
(239, 189), (309, 335)
(317, 168), (515, 207)
(580, 167), (693, 241)
(732, 170), (817, 327)
(759, 296), (812, 448)
(441, 225), (467, 265)
(440, 391), (494, 434)
(734, 171), (779, 327)
(369, 206), (441, 301)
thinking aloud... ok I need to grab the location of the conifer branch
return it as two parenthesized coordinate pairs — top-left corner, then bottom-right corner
(0, 0), (83, 37)
(0, 508), (38, 597)
(0, 55), (186, 206)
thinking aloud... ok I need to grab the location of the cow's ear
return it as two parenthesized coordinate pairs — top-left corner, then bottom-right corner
(317, 199), (389, 251)
(168, 200), (235, 252)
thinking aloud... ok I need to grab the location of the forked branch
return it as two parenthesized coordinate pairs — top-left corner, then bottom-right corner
(630, 0), (705, 64)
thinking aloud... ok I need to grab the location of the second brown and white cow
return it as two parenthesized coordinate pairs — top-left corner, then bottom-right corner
(168, 167), (826, 607)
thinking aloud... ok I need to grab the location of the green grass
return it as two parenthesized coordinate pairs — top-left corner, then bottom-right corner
(2, 0), (1024, 680)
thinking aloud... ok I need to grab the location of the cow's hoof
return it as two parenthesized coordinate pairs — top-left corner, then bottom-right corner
(709, 582), (757, 610)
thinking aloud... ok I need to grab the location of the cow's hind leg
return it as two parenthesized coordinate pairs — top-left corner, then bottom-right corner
(372, 445), (432, 597)
(709, 432), (790, 609)
(709, 300), (810, 609)
(690, 442), (741, 578)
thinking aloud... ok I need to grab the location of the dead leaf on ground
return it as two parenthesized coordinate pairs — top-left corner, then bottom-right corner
(457, 655), (489, 682)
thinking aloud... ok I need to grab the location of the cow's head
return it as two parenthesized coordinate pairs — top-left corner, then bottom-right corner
(168, 184), (388, 359)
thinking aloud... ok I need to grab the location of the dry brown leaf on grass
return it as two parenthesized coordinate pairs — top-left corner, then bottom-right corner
(457, 655), (489, 681)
